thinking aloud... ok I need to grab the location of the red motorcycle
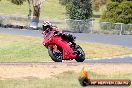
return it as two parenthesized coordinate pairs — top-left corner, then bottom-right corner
(42, 21), (85, 62)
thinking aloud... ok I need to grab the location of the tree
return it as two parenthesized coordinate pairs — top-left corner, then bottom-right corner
(61, 0), (93, 33)
(0, 0), (45, 28)
(101, 0), (132, 24)
(30, 0), (44, 28)
(66, 0), (92, 20)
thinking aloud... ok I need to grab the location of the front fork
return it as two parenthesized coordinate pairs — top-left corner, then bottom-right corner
(70, 42), (77, 51)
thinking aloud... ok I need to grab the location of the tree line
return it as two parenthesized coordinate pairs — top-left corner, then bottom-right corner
(0, 0), (131, 26)
(59, 0), (132, 24)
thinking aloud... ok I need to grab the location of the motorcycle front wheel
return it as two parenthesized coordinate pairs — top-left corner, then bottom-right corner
(75, 45), (85, 62)
(48, 46), (62, 62)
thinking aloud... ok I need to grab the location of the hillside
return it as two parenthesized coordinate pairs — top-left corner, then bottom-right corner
(0, 0), (66, 19)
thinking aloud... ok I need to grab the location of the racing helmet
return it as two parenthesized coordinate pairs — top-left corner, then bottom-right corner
(42, 21), (52, 31)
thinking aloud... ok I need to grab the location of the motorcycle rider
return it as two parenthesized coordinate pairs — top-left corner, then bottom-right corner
(42, 21), (76, 43)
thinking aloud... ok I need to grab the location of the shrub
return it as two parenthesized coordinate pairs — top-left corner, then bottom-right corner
(59, 0), (70, 5)
(66, 0), (93, 20)
(101, 0), (132, 24)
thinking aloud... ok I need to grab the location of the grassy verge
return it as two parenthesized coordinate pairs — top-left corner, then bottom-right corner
(0, 33), (50, 62)
(0, 0), (66, 19)
(78, 41), (132, 59)
(0, 71), (131, 88)
(0, 33), (132, 62)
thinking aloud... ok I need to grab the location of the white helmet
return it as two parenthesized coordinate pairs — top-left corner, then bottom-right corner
(43, 21), (52, 26)
(42, 21), (52, 31)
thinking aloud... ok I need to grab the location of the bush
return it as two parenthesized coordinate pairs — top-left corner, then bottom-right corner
(8, 0), (26, 5)
(66, 0), (92, 20)
(59, 0), (70, 5)
(101, 0), (132, 24)
(111, 0), (131, 3)
(63, 0), (93, 32)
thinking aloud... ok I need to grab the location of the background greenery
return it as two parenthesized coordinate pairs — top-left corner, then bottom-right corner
(0, 0), (66, 19)
(1, 0), (131, 24)
(65, 0), (93, 20)
(0, 0), (105, 20)
(101, 0), (132, 24)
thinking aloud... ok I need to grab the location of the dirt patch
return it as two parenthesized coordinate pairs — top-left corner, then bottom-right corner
(0, 63), (132, 79)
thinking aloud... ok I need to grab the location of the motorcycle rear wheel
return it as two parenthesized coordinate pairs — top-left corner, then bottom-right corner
(48, 46), (62, 62)
(75, 45), (85, 62)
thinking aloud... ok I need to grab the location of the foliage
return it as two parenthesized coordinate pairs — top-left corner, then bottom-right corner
(92, 0), (106, 11)
(66, 0), (92, 20)
(111, 0), (131, 3)
(59, 0), (70, 5)
(6, 0), (26, 5)
(101, 0), (132, 24)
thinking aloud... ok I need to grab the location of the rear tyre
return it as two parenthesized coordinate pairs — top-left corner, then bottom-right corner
(48, 46), (62, 62)
(75, 45), (85, 62)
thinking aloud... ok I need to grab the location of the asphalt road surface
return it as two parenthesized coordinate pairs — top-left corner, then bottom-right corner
(0, 27), (132, 48)
(0, 27), (132, 63)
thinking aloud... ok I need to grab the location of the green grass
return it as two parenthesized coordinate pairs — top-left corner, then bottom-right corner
(0, 0), (66, 19)
(0, 0), (28, 16)
(0, 40), (49, 62)
(0, 71), (131, 88)
(41, 0), (66, 19)
(0, 33), (50, 62)
(78, 41), (132, 59)
(0, 33), (132, 62)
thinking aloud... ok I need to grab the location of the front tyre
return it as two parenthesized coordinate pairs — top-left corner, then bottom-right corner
(75, 45), (85, 62)
(48, 46), (62, 62)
